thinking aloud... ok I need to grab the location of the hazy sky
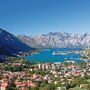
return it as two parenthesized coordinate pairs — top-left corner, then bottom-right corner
(0, 0), (90, 35)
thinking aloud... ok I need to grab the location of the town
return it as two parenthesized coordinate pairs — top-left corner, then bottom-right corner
(0, 49), (90, 90)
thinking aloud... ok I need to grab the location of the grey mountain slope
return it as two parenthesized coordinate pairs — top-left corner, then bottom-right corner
(17, 32), (90, 48)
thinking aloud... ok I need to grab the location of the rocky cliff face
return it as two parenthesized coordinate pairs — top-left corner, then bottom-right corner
(17, 32), (90, 48)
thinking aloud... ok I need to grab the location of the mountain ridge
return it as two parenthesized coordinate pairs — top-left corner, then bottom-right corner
(0, 28), (34, 57)
(17, 32), (90, 48)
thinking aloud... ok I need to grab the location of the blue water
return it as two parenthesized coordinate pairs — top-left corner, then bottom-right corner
(25, 48), (83, 62)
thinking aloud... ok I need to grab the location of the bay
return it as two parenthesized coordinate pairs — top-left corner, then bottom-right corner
(25, 48), (83, 62)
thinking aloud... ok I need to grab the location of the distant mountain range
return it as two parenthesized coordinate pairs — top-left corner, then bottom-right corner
(0, 28), (34, 57)
(3, 28), (90, 60)
(17, 32), (90, 48)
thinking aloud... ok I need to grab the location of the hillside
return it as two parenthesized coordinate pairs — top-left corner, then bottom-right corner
(0, 28), (34, 57)
(17, 32), (90, 48)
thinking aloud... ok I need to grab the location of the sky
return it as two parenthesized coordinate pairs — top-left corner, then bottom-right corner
(0, 0), (90, 35)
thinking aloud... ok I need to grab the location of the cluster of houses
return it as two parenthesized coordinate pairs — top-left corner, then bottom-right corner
(0, 60), (90, 90)
(37, 62), (90, 89)
(0, 71), (36, 90)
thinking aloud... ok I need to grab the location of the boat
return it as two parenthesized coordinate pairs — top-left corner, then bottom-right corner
(52, 51), (68, 55)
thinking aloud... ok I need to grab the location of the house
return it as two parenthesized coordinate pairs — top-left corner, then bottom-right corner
(0, 82), (8, 90)
(80, 84), (88, 89)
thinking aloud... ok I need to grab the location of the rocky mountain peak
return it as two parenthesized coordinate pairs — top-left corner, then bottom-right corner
(17, 31), (90, 48)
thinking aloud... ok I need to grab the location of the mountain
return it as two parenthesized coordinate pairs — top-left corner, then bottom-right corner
(17, 35), (42, 48)
(17, 32), (90, 48)
(0, 28), (34, 57)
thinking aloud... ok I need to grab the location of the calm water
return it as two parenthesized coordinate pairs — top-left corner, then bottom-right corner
(25, 48), (83, 62)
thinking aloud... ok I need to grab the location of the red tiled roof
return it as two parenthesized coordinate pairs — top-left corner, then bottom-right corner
(1, 82), (8, 88)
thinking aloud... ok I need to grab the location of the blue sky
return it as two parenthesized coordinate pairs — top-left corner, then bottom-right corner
(0, 0), (90, 35)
